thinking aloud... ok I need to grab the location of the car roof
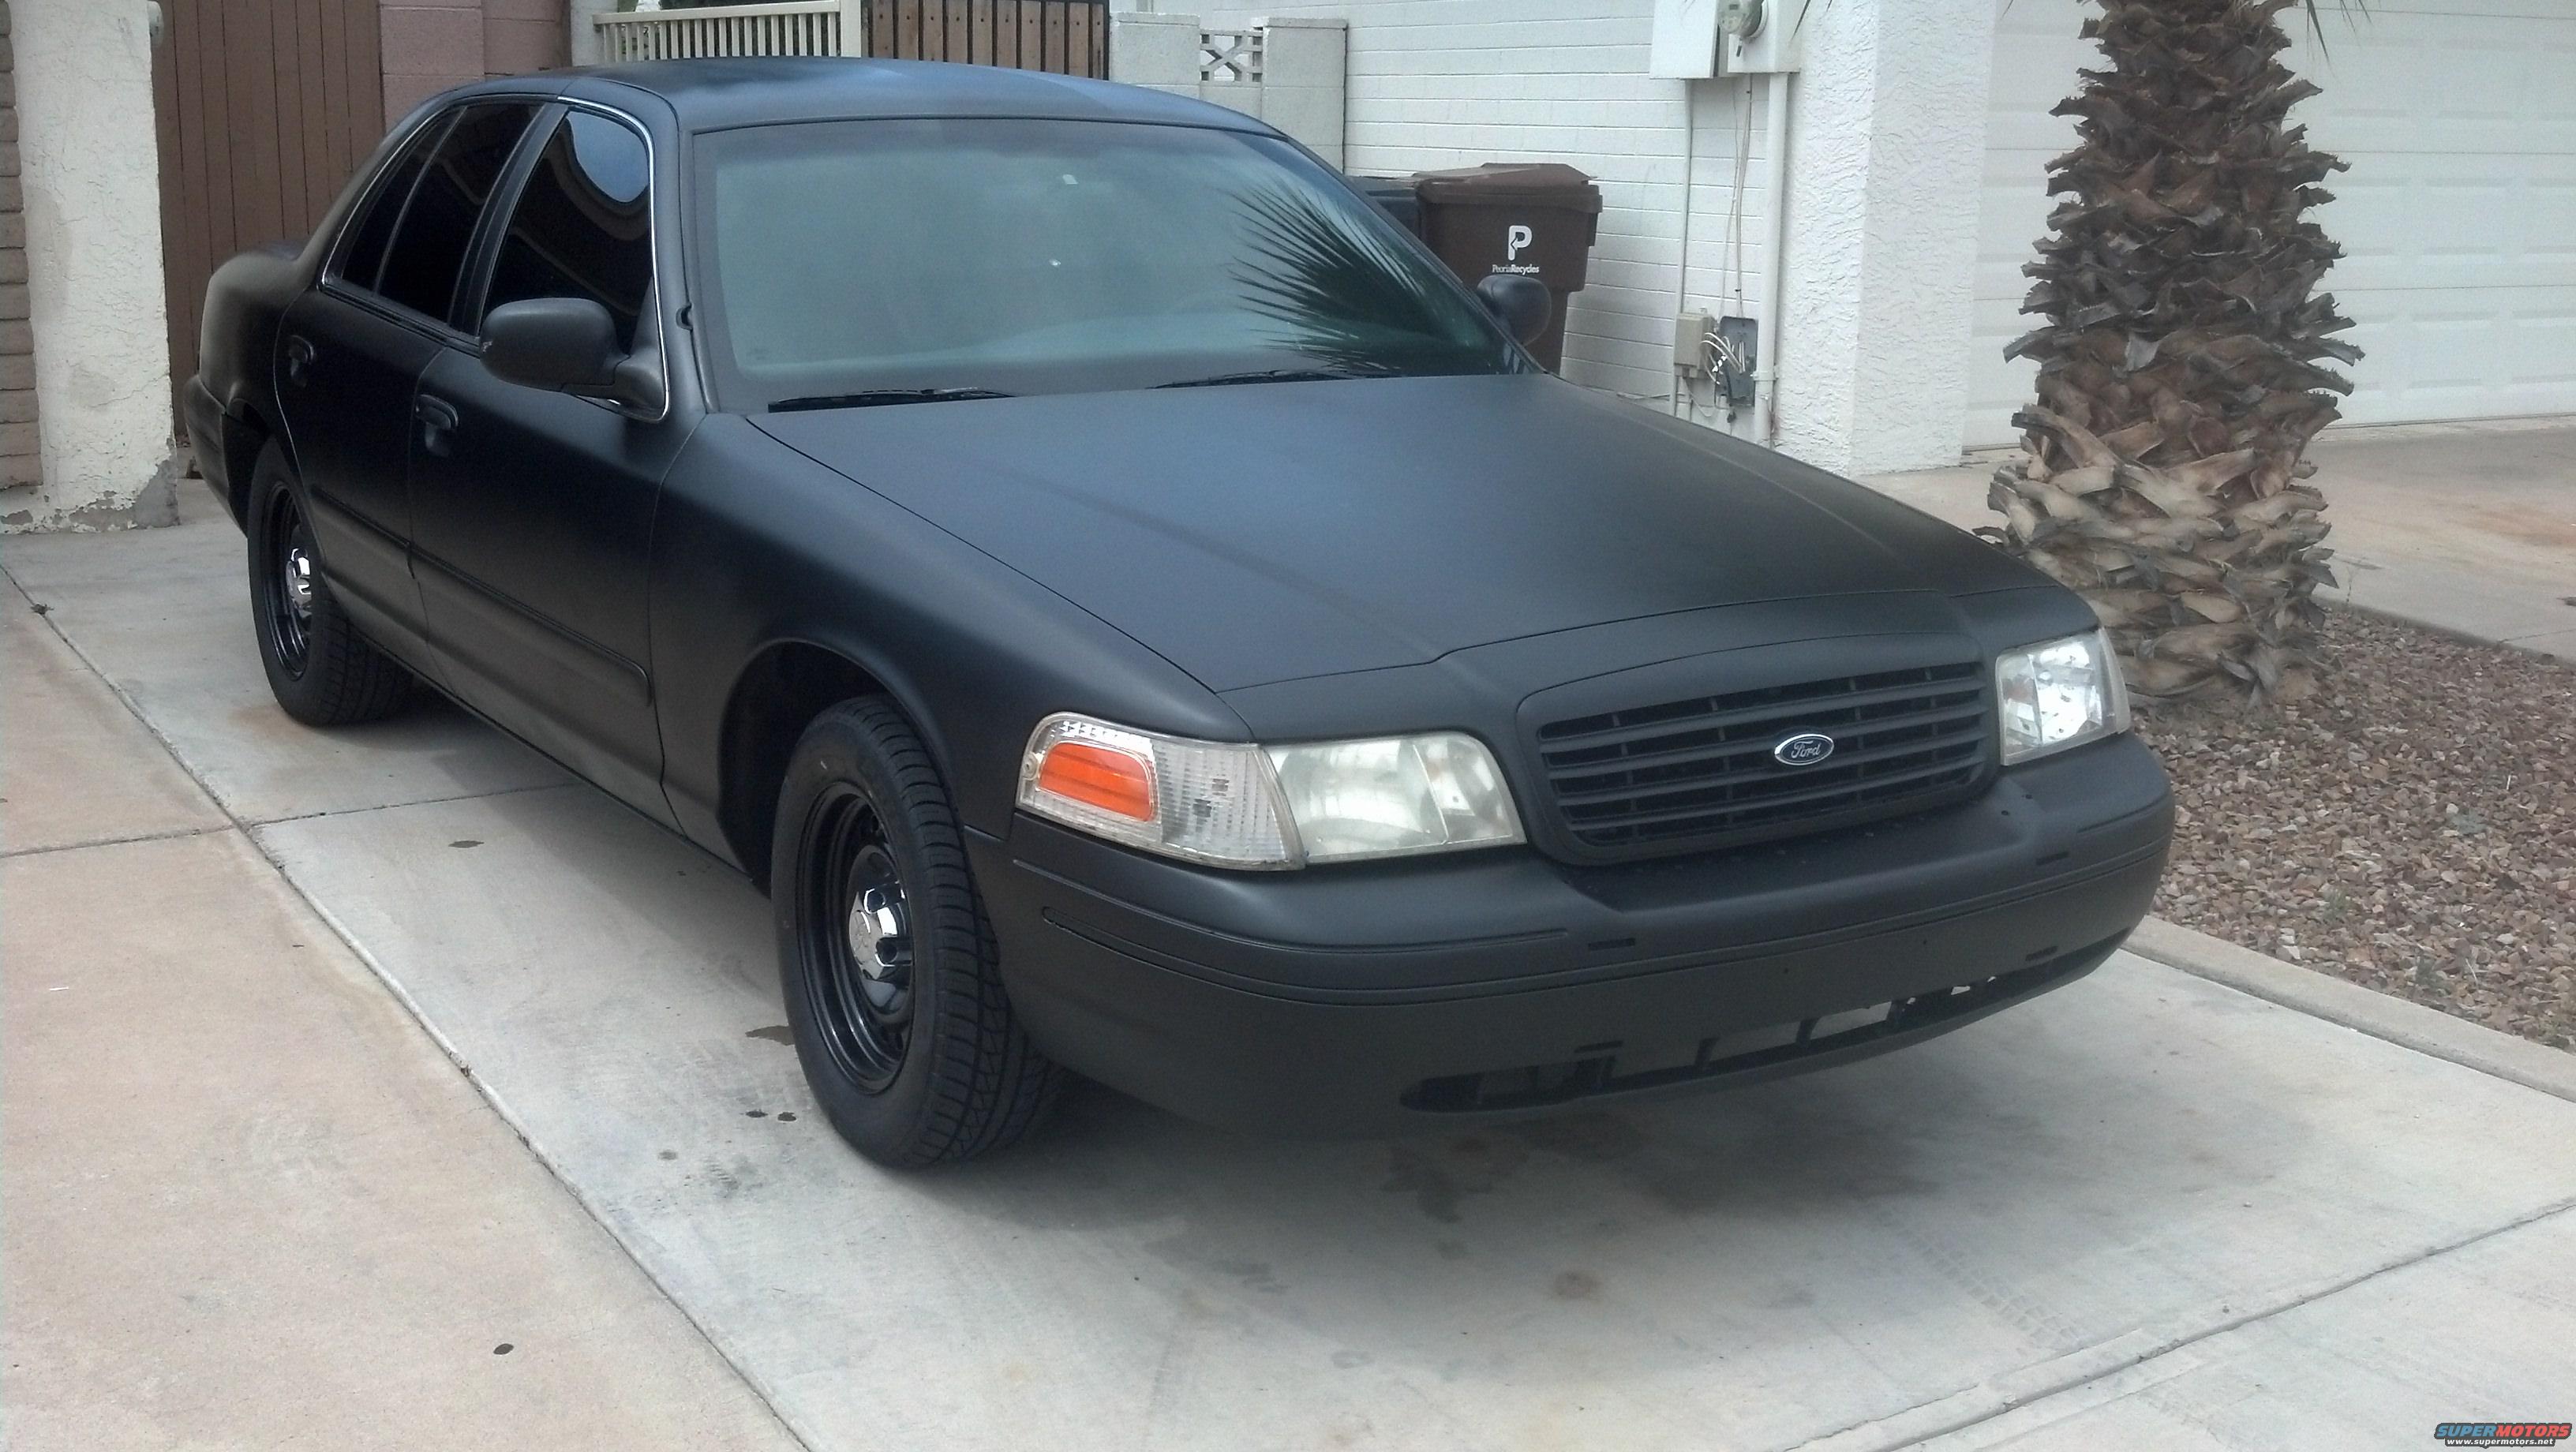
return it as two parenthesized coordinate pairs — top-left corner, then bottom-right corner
(520, 57), (1271, 135)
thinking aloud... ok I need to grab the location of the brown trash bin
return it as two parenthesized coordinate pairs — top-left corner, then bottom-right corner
(1408, 163), (1603, 371)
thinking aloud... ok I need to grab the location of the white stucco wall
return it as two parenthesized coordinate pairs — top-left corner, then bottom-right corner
(1772, 0), (1995, 476)
(5, 0), (175, 531)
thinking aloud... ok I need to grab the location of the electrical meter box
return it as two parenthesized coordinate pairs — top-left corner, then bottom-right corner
(1647, 0), (1801, 77)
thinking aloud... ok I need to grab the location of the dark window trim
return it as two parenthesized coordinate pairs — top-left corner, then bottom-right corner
(453, 103), (571, 334)
(324, 107), (455, 294)
(317, 95), (555, 346)
(451, 98), (672, 423)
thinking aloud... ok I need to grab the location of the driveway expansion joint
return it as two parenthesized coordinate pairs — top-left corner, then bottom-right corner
(0, 821), (234, 860)
(4, 552), (819, 1452)
(1790, 1196), (2576, 1452)
(243, 779), (581, 829)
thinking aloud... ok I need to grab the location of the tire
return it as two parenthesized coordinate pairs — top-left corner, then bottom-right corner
(247, 444), (413, 726)
(773, 697), (1062, 1166)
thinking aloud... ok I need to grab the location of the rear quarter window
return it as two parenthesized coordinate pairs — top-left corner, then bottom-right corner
(334, 115), (448, 293)
(335, 101), (539, 325)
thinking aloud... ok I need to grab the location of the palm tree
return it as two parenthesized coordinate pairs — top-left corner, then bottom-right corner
(1987, 0), (2360, 703)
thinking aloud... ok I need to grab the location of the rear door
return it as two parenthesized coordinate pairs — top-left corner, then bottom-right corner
(277, 99), (541, 659)
(406, 105), (685, 820)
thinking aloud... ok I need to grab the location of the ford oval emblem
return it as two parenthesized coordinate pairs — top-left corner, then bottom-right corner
(1773, 732), (1837, 767)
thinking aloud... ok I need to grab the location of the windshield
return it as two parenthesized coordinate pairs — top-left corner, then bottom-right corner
(691, 118), (1526, 410)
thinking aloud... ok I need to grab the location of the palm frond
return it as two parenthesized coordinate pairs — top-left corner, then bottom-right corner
(1227, 184), (1453, 373)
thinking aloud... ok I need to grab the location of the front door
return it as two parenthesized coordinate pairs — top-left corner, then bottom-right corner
(406, 107), (683, 820)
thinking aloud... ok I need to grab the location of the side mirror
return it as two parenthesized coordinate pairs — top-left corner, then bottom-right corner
(1475, 273), (1552, 347)
(483, 298), (625, 397)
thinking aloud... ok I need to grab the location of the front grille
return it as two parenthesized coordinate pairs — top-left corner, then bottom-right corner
(1535, 660), (1991, 856)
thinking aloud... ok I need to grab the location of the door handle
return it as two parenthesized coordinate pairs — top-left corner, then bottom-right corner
(283, 335), (316, 387)
(413, 395), (460, 456)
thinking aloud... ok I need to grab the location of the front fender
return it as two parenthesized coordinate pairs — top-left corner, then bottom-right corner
(649, 418), (1242, 866)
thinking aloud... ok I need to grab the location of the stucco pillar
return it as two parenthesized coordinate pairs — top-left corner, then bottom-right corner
(4, 0), (176, 532)
(567, 0), (617, 66)
(1773, 0), (1998, 476)
(1245, 17), (1346, 167)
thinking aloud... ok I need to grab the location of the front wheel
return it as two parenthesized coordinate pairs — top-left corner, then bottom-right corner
(773, 698), (1061, 1166)
(247, 445), (412, 725)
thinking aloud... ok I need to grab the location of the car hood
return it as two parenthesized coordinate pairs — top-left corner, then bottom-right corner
(754, 373), (2045, 692)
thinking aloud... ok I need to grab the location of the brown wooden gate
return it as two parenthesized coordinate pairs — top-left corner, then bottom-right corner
(866, 1), (1106, 77)
(151, 0), (384, 431)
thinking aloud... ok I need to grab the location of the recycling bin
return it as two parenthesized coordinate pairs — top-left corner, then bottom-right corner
(1347, 174), (1423, 236)
(1407, 162), (1602, 371)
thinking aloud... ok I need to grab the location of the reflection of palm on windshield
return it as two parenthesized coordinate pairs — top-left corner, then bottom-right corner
(1228, 182), (1458, 376)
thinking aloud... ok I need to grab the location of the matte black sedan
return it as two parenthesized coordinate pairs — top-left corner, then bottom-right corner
(187, 59), (2171, 1166)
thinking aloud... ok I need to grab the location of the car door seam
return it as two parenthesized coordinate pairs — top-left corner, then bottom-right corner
(410, 541), (651, 694)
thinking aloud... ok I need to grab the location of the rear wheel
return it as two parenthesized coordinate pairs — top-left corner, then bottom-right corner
(773, 697), (1061, 1166)
(247, 445), (411, 725)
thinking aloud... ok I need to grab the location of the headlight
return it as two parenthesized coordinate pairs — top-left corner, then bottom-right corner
(1017, 713), (1524, 870)
(1266, 734), (1525, 863)
(1995, 628), (2131, 765)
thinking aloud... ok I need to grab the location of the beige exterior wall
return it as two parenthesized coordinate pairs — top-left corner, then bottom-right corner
(5, 0), (175, 532)
(381, 0), (570, 124)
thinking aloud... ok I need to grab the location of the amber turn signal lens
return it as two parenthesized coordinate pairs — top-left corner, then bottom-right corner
(1035, 741), (1156, 821)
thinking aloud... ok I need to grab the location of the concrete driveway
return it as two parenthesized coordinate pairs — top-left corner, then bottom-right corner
(8, 493), (2575, 1450)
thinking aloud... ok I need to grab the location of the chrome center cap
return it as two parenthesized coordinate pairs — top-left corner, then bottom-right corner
(845, 886), (908, 982)
(286, 549), (316, 618)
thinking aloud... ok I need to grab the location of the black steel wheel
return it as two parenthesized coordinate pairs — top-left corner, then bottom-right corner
(245, 443), (413, 726)
(773, 696), (1062, 1166)
(798, 787), (915, 1093)
(260, 490), (318, 679)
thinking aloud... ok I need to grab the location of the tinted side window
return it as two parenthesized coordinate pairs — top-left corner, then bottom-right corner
(336, 115), (451, 292)
(375, 102), (540, 324)
(481, 113), (653, 351)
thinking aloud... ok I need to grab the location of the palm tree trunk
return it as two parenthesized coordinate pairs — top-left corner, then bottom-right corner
(1990, 0), (2360, 703)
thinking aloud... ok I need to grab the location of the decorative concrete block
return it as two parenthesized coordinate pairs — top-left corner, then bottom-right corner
(1252, 15), (1343, 90)
(1255, 81), (1342, 165)
(1108, 11), (1204, 90)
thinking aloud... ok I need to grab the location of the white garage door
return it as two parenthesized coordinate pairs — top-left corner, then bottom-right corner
(1967, 0), (2576, 448)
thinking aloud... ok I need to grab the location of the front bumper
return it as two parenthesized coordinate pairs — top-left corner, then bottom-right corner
(972, 734), (2170, 1135)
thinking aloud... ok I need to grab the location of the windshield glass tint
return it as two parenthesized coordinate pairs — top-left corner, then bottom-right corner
(693, 118), (1523, 408)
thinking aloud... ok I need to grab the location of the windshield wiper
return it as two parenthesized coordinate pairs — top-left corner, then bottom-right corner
(1154, 367), (1398, 388)
(769, 388), (1016, 412)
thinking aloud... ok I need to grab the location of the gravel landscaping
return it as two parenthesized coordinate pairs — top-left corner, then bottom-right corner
(2139, 609), (2576, 1050)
